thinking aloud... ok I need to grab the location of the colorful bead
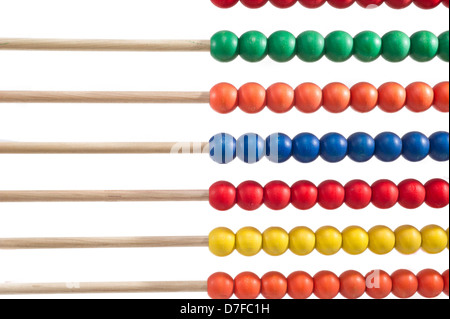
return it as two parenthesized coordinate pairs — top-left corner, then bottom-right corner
(209, 181), (236, 211)
(210, 0), (239, 8)
(377, 82), (406, 113)
(353, 31), (382, 62)
(209, 83), (239, 114)
(313, 271), (340, 299)
(294, 83), (323, 113)
(262, 227), (290, 256)
(341, 226), (369, 255)
(325, 31), (354, 62)
(443, 270), (449, 296)
(292, 133), (320, 163)
(381, 31), (411, 62)
(210, 31), (239, 62)
(234, 272), (261, 299)
(317, 180), (345, 210)
(347, 132), (375, 162)
(417, 269), (444, 298)
(209, 133), (236, 164)
(391, 270), (418, 299)
(238, 82), (266, 113)
(236, 181), (264, 210)
(397, 179), (426, 209)
(410, 31), (439, 62)
(395, 225), (422, 254)
(240, 0), (269, 8)
(296, 31), (325, 62)
(350, 82), (378, 113)
(322, 82), (351, 113)
(207, 272), (235, 299)
(298, 0), (327, 7)
(424, 179), (449, 208)
(320, 133), (348, 163)
(239, 31), (268, 62)
(385, 0), (413, 8)
(413, 0), (442, 9)
(270, 0), (298, 7)
(290, 181), (318, 210)
(344, 180), (372, 209)
(374, 132), (403, 162)
(421, 225), (448, 254)
(368, 225), (396, 254)
(236, 133), (265, 163)
(235, 227), (262, 256)
(289, 226), (316, 255)
(261, 272), (287, 299)
(428, 131), (449, 161)
(371, 180), (399, 209)
(433, 82), (449, 113)
(263, 181), (291, 210)
(209, 227), (236, 257)
(315, 226), (342, 255)
(287, 271), (314, 299)
(405, 82), (434, 112)
(401, 132), (430, 162)
(265, 133), (292, 163)
(438, 31), (449, 62)
(339, 270), (366, 299)
(365, 270), (392, 299)
(356, 0), (384, 7)
(268, 31), (297, 62)
(328, 0), (356, 7)
(444, 0), (449, 7)
(266, 82), (295, 113)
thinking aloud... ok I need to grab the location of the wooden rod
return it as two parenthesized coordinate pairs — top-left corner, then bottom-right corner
(0, 236), (209, 250)
(0, 142), (209, 154)
(0, 281), (207, 295)
(0, 38), (210, 51)
(0, 91), (210, 104)
(0, 190), (209, 202)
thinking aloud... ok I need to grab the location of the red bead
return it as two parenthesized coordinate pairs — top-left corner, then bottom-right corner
(417, 269), (444, 298)
(291, 181), (318, 210)
(241, 0), (269, 8)
(365, 270), (392, 299)
(424, 179), (450, 209)
(298, 0), (327, 7)
(391, 269), (418, 299)
(211, 0), (240, 8)
(287, 271), (314, 299)
(397, 179), (426, 209)
(234, 272), (261, 299)
(443, 270), (449, 296)
(269, 0), (298, 7)
(413, 0), (442, 9)
(317, 180), (345, 210)
(209, 181), (236, 211)
(207, 272), (235, 299)
(261, 272), (288, 299)
(444, 0), (449, 7)
(339, 270), (366, 299)
(371, 180), (399, 209)
(236, 181), (264, 211)
(344, 180), (372, 209)
(385, 0), (413, 8)
(356, 0), (384, 7)
(328, 0), (356, 8)
(313, 271), (340, 299)
(264, 181), (291, 210)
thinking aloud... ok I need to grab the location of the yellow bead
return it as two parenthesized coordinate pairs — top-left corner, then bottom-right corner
(289, 226), (316, 256)
(315, 226), (342, 255)
(421, 225), (448, 254)
(209, 227), (235, 257)
(368, 225), (395, 255)
(394, 225), (422, 255)
(235, 227), (262, 256)
(262, 227), (289, 256)
(342, 226), (369, 255)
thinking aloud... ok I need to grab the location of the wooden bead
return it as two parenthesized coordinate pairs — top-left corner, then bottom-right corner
(328, 0), (356, 8)
(240, 0), (269, 8)
(270, 0), (297, 7)
(421, 225), (448, 254)
(401, 132), (430, 162)
(209, 181), (236, 211)
(410, 31), (439, 62)
(342, 226), (369, 255)
(424, 179), (450, 209)
(287, 271), (314, 299)
(290, 180), (318, 210)
(397, 179), (426, 209)
(433, 82), (449, 113)
(347, 132), (375, 162)
(289, 226), (316, 255)
(322, 82), (351, 113)
(405, 82), (434, 112)
(296, 31), (325, 62)
(371, 179), (399, 209)
(350, 82), (378, 113)
(313, 271), (340, 299)
(236, 181), (264, 210)
(292, 133), (321, 163)
(317, 180), (345, 210)
(266, 82), (295, 113)
(239, 31), (268, 62)
(417, 269), (444, 298)
(207, 272), (234, 299)
(429, 131), (449, 161)
(374, 132), (403, 162)
(395, 225), (422, 254)
(391, 270), (418, 299)
(344, 180), (372, 209)
(443, 270), (449, 296)
(262, 227), (289, 256)
(413, 0), (442, 9)
(294, 83), (323, 113)
(339, 270), (366, 299)
(353, 31), (382, 62)
(385, 0), (413, 8)
(265, 133), (292, 163)
(261, 272), (287, 299)
(209, 83), (238, 114)
(315, 226), (342, 255)
(209, 133), (236, 164)
(378, 82), (406, 113)
(238, 82), (266, 113)
(356, 0), (384, 7)
(210, 31), (239, 62)
(263, 180), (291, 210)
(438, 31), (449, 62)
(368, 226), (395, 254)
(268, 31), (296, 62)
(325, 31), (354, 62)
(320, 133), (348, 163)
(382, 31), (411, 62)
(209, 227), (236, 257)
(236, 133), (265, 163)
(211, 0), (239, 8)
(298, 0), (327, 7)
(234, 272), (261, 299)
(365, 270), (392, 299)
(235, 227), (262, 256)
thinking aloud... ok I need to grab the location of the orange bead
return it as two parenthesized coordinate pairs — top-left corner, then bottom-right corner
(378, 82), (406, 113)
(433, 82), (449, 113)
(261, 271), (288, 299)
(234, 272), (261, 299)
(417, 269), (444, 298)
(313, 271), (340, 299)
(294, 83), (323, 113)
(266, 83), (295, 113)
(207, 272), (234, 299)
(391, 269), (418, 299)
(209, 83), (238, 114)
(322, 83), (351, 113)
(365, 270), (392, 299)
(350, 82), (379, 113)
(405, 82), (434, 113)
(339, 270), (366, 299)
(287, 271), (314, 299)
(443, 270), (449, 296)
(238, 83), (266, 114)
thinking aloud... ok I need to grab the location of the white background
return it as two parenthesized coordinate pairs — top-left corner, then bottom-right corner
(0, 0), (448, 299)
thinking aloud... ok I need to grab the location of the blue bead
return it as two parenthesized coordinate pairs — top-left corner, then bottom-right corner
(401, 132), (430, 162)
(320, 133), (348, 163)
(347, 132), (375, 163)
(236, 133), (265, 163)
(265, 133), (292, 163)
(374, 132), (403, 162)
(292, 133), (320, 163)
(429, 131), (449, 162)
(209, 133), (236, 164)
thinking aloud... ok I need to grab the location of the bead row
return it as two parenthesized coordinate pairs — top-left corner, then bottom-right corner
(210, 30), (449, 63)
(207, 269), (449, 300)
(209, 81), (449, 114)
(208, 131), (449, 164)
(209, 179), (449, 211)
(212, 0), (449, 10)
(208, 225), (449, 257)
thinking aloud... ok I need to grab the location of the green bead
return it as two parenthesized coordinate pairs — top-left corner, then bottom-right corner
(381, 31), (411, 62)
(268, 31), (296, 62)
(210, 31), (239, 62)
(296, 31), (325, 62)
(438, 31), (449, 62)
(353, 31), (382, 62)
(239, 31), (268, 62)
(410, 31), (439, 62)
(325, 31), (354, 62)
